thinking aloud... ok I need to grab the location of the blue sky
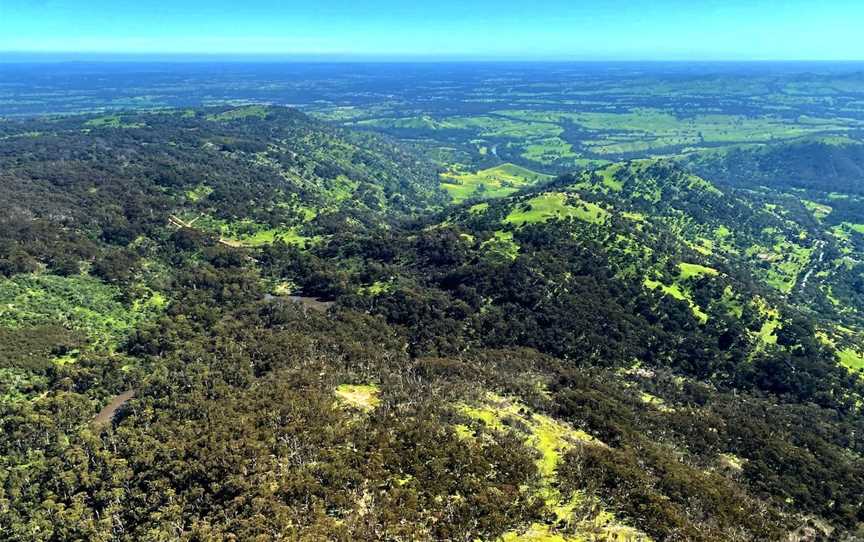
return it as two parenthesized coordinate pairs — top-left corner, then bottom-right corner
(1, 0), (863, 60)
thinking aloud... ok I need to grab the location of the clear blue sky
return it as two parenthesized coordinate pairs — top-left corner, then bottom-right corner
(1, 0), (863, 60)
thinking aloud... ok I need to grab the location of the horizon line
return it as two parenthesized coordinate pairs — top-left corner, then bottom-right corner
(2, 52), (864, 64)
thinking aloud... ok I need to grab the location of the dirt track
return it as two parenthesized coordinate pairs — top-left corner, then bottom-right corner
(93, 389), (136, 425)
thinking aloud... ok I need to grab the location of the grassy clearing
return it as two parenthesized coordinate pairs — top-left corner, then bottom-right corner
(84, 115), (144, 129)
(334, 384), (381, 412)
(469, 202), (490, 214)
(718, 286), (744, 319)
(193, 216), (313, 248)
(459, 393), (590, 503)
(678, 262), (719, 280)
(838, 349), (864, 373)
(802, 200), (832, 221)
(441, 163), (552, 203)
(748, 239), (812, 294)
(644, 278), (708, 323)
(53, 351), (79, 366)
(131, 291), (168, 312)
(186, 184), (213, 202)
(520, 138), (579, 164)
(818, 327), (864, 374)
(358, 281), (393, 296)
(206, 105), (269, 122)
(504, 193), (608, 226)
(224, 227), (310, 247)
(458, 393), (647, 541)
(622, 211), (646, 222)
(644, 279), (687, 302)
(755, 300), (781, 346)
(640, 392), (674, 412)
(684, 174), (724, 197)
(482, 230), (521, 260)
(715, 225), (731, 239)
(690, 239), (713, 256)
(598, 164), (624, 191)
(458, 392), (595, 482)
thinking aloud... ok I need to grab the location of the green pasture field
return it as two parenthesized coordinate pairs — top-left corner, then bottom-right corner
(504, 193), (608, 226)
(441, 163), (552, 203)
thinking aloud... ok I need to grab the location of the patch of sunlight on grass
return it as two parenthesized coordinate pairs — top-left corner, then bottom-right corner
(358, 280), (393, 296)
(719, 453), (746, 473)
(481, 230), (521, 260)
(441, 163), (552, 203)
(335, 384), (381, 412)
(645, 278), (708, 323)
(678, 262), (719, 280)
(755, 300), (780, 346)
(838, 348), (864, 373)
(639, 392), (674, 412)
(454, 424), (474, 440)
(206, 105), (269, 121)
(504, 193), (608, 226)
(186, 184), (213, 202)
(457, 392), (651, 541)
(53, 350), (80, 366)
(644, 279), (686, 301)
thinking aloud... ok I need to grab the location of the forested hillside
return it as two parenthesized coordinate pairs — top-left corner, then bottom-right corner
(686, 139), (864, 195)
(1, 106), (863, 541)
(0, 106), (443, 270)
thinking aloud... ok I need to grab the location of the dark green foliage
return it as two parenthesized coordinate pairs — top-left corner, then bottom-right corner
(688, 141), (864, 195)
(0, 326), (80, 371)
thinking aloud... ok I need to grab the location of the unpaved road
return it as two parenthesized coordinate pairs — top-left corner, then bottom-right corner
(93, 389), (135, 425)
